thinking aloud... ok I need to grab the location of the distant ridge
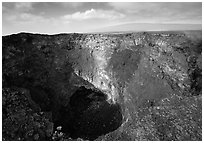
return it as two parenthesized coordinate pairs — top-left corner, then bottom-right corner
(92, 23), (202, 33)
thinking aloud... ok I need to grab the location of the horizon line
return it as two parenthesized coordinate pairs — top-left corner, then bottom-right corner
(2, 29), (202, 37)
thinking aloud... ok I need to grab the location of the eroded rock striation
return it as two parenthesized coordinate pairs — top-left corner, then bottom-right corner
(2, 31), (202, 140)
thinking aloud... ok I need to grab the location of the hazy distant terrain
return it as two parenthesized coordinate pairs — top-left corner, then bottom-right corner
(92, 23), (202, 33)
(2, 30), (202, 141)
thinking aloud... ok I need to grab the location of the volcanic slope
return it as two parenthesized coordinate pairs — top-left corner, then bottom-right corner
(2, 31), (202, 141)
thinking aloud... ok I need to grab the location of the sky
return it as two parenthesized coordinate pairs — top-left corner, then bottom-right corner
(2, 2), (202, 35)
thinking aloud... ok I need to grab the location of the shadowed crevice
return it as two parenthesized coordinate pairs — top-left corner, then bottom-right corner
(54, 86), (123, 140)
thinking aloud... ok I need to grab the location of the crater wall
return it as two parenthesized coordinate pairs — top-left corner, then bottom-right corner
(2, 31), (202, 141)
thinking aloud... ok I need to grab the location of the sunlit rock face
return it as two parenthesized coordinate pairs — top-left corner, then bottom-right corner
(72, 34), (118, 103)
(2, 31), (202, 141)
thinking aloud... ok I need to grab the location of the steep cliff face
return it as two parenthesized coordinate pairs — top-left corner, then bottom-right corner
(2, 31), (202, 140)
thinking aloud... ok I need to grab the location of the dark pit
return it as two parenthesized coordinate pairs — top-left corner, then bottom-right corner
(54, 86), (123, 140)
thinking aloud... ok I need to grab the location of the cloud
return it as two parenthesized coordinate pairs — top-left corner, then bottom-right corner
(3, 10), (71, 29)
(19, 13), (43, 21)
(60, 2), (83, 8)
(2, 2), (202, 35)
(7, 13), (41, 21)
(108, 2), (202, 15)
(4, 12), (50, 26)
(15, 2), (33, 11)
(108, 2), (202, 24)
(108, 2), (157, 13)
(62, 9), (125, 21)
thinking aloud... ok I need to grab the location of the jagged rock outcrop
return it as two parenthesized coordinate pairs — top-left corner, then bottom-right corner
(2, 31), (202, 140)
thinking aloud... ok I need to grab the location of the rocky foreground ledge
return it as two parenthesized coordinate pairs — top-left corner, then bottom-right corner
(2, 31), (202, 141)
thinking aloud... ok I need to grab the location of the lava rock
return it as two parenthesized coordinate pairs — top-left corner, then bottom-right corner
(2, 31), (202, 141)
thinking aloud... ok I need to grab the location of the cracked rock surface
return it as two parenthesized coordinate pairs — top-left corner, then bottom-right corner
(2, 31), (202, 141)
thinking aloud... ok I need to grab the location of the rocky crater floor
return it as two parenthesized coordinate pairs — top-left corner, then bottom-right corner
(2, 31), (202, 141)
